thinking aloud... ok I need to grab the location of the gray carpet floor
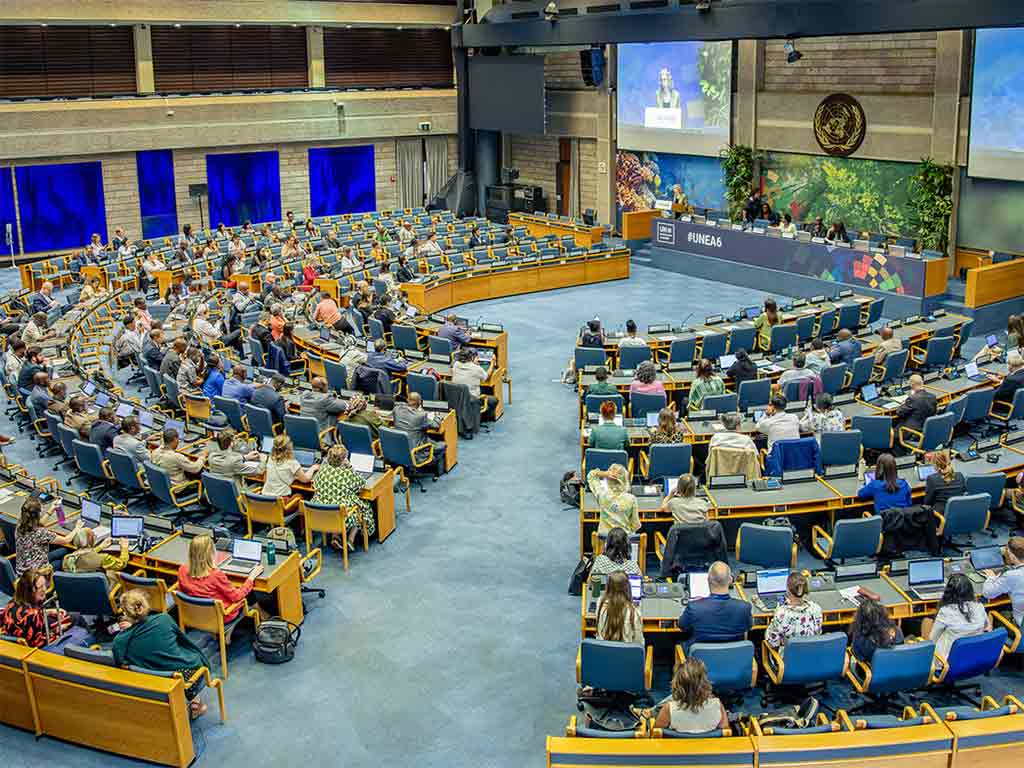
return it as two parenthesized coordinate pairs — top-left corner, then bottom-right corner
(0, 262), (1020, 767)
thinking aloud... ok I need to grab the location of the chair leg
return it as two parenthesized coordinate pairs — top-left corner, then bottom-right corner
(361, 523), (369, 552)
(219, 631), (229, 680)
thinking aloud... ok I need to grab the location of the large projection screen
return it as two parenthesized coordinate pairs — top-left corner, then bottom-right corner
(617, 41), (732, 156)
(468, 55), (546, 135)
(968, 27), (1024, 182)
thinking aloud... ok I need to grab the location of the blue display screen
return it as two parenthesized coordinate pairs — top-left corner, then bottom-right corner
(207, 151), (281, 227)
(15, 161), (107, 253)
(308, 146), (376, 217)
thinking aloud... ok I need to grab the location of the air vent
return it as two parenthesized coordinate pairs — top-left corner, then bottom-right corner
(586, 3), (622, 13)
(510, 11), (541, 18)
(629, 0), (668, 8)
(560, 7), (580, 14)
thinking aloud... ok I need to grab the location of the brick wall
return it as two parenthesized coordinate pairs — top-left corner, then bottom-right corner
(763, 33), (938, 94)
(578, 138), (598, 214)
(545, 51), (591, 91)
(509, 134), (559, 212)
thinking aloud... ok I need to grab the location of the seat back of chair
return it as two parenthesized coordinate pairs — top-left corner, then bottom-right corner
(0, 558), (17, 597)
(585, 448), (627, 474)
(943, 493), (991, 537)
(301, 500), (347, 536)
(324, 359), (348, 393)
(736, 523), (794, 568)
(925, 335), (956, 367)
(831, 515), (883, 560)
(944, 629), (1008, 683)
(213, 396), (246, 431)
(338, 421), (375, 455)
(820, 363), (847, 394)
(630, 391), (666, 418)
(944, 395), (967, 425)
(848, 355), (875, 390)
(142, 461), (177, 505)
(962, 389), (995, 423)
(816, 309), (837, 338)
(201, 472), (243, 517)
(647, 443), (693, 481)
(867, 298), (885, 325)
(701, 333), (727, 361)
(172, 592), (225, 634)
(867, 641), (936, 693)
(106, 449), (143, 488)
(619, 345), (651, 371)
(242, 403), (275, 438)
(184, 395), (211, 422)
(379, 426), (414, 467)
(689, 641), (755, 692)
(63, 644), (117, 666)
(392, 324), (420, 352)
(794, 315), (816, 345)
(769, 324), (798, 353)
(56, 423), (77, 456)
(284, 414), (323, 452)
(882, 349), (908, 383)
(428, 336), (453, 361)
(837, 304), (861, 332)
(1006, 389), (1024, 421)
(116, 572), (171, 614)
(820, 430), (862, 467)
(728, 326), (756, 354)
(53, 571), (114, 616)
(738, 378), (771, 410)
(406, 372), (438, 401)
(964, 474), (1005, 510)
(920, 413), (956, 451)
(243, 492), (287, 527)
(585, 393), (623, 415)
(850, 415), (892, 451)
(72, 439), (107, 479)
(575, 347), (607, 369)
(779, 632), (847, 685)
(669, 338), (696, 364)
(579, 638), (646, 692)
(703, 393), (738, 414)
(162, 374), (182, 409)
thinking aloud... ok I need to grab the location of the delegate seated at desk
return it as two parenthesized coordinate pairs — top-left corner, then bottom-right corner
(596, 571), (643, 644)
(857, 453), (912, 513)
(753, 299), (780, 351)
(922, 450), (965, 513)
(589, 401), (628, 450)
(981, 537), (1024, 627)
(848, 598), (904, 663)
(893, 374), (937, 434)
(764, 572), (823, 652)
(874, 327), (903, 364)
(300, 377), (349, 431)
(580, 319), (606, 349)
(586, 366), (617, 396)
(677, 561), (752, 652)
(252, 374), (287, 426)
(659, 473), (710, 524)
(726, 349), (758, 386)
(755, 395), (800, 450)
(920, 574), (989, 660)
(151, 428), (209, 484)
(688, 359), (725, 413)
(393, 393), (446, 476)
(828, 329), (862, 367)
(617, 319), (646, 348)
(589, 527), (641, 577)
(587, 465), (639, 536)
(178, 536), (261, 623)
(208, 428), (264, 484)
(0, 568), (70, 647)
(990, 350), (1024, 406)
(708, 411), (756, 452)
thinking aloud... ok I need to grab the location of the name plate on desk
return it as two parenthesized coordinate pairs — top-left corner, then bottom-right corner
(653, 200), (672, 212)
(644, 106), (683, 130)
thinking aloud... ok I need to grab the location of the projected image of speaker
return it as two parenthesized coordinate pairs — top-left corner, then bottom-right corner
(580, 48), (605, 87)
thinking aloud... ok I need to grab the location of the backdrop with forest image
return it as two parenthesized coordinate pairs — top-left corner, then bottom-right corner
(759, 152), (916, 237)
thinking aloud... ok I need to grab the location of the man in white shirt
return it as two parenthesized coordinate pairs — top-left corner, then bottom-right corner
(755, 395), (801, 450)
(708, 411), (757, 452)
(117, 239), (136, 259)
(397, 222), (415, 246)
(777, 352), (821, 391)
(419, 233), (443, 257)
(452, 348), (497, 420)
(339, 247), (361, 271)
(140, 251), (166, 293)
(87, 233), (105, 258)
(115, 317), (145, 362)
(617, 319), (647, 348)
(192, 304), (242, 351)
(232, 282), (260, 314)
(4, 339), (26, 382)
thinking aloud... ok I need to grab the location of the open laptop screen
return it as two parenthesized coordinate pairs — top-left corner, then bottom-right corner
(908, 558), (944, 586)
(81, 499), (102, 526)
(111, 516), (144, 539)
(756, 568), (790, 596)
(232, 538), (263, 563)
(970, 546), (1003, 571)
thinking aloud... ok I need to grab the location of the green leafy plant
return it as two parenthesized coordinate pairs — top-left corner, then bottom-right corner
(907, 158), (954, 253)
(697, 42), (731, 129)
(720, 144), (758, 219)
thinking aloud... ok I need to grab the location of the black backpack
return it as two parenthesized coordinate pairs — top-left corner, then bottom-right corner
(560, 470), (583, 508)
(253, 618), (300, 664)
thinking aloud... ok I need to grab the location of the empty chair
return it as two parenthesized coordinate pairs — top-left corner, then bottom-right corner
(837, 304), (861, 332)
(201, 472), (246, 522)
(794, 315), (816, 345)
(641, 443), (693, 482)
(820, 430), (862, 467)
(575, 346), (607, 370)
(820, 363), (848, 395)
(213, 396), (248, 433)
(172, 591), (260, 679)
(619, 345), (651, 371)
(847, 355), (875, 390)
(851, 415), (893, 453)
(899, 412), (955, 455)
(703, 393), (738, 414)
(428, 336), (453, 360)
(284, 414), (329, 452)
(630, 391), (666, 419)
(738, 379), (771, 410)
(989, 389), (1024, 431)
(735, 523), (796, 569)
(961, 389), (996, 436)
(52, 571), (118, 620)
(337, 421), (377, 456)
(242, 491), (299, 537)
(936, 493), (991, 549)
(668, 338), (696, 364)
(866, 298), (885, 326)
(910, 336), (956, 371)
(700, 333), (727, 361)
(406, 372), (438, 401)
(324, 359), (348, 393)
(816, 309), (837, 339)
(242, 403), (277, 439)
(584, 448), (628, 474)
(811, 515), (883, 565)
(392, 324), (422, 353)
(762, 632), (849, 701)
(768, 324), (798, 354)
(72, 439), (114, 497)
(945, 395), (968, 426)
(576, 638), (653, 698)
(847, 640), (936, 711)
(105, 449), (151, 507)
(965, 474), (1005, 511)
(764, 437), (822, 477)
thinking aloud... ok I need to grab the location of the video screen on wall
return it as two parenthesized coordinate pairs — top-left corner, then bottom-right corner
(617, 41), (732, 157)
(968, 27), (1024, 182)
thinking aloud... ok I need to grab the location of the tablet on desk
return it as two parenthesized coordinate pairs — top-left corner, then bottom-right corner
(688, 572), (710, 599)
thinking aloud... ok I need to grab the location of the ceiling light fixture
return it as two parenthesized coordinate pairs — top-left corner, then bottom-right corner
(173, 23), (182, 28)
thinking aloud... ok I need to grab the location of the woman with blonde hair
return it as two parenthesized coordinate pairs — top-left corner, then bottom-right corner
(177, 535), (261, 622)
(653, 658), (728, 733)
(261, 434), (318, 500)
(923, 450), (966, 513)
(587, 463), (640, 536)
(596, 571), (643, 644)
(311, 443), (376, 550)
(114, 589), (212, 718)
(649, 407), (685, 444)
(659, 473), (710, 524)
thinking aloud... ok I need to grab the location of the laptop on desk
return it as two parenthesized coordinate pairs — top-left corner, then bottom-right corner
(907, 558), (946, 601)
(969, 546), (1005, 576)
(756, 568), (790, 601)
(115, 402), (134, 419)
(219, 538), (264, 574)
(963, 362), (989, 383)
(81, 499), (110, 540)
(350, 452), (374, 477)
(105, 516), (144, 551)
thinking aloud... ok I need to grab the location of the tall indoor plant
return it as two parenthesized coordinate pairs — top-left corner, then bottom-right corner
(908, 157), (954, 253)
(720, 144), (758, 219)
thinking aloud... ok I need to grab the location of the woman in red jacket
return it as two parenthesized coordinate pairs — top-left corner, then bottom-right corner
(300, 257), (320, 292)
(177, 535), (262, 622)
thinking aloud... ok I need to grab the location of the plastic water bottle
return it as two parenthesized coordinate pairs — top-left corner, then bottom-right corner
(857, 458), (867, 482)
(265, 541), (276, 566)
(54, 498), (65, 525)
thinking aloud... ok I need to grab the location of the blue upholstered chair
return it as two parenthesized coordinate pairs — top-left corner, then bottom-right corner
(846, 640), (935, 713)
(935, 493), (992, 549)
(619, 345), (652, 371)
(640, 443), (692, 482)
(677, 641), (757, 695)
(899, 412), (955, 456)
(735, 523), (796, 569)
(762, 632), (848, 705)
(738, 379), (771, 411)
(585, 393), (624, 415)
(931, 628), (1016, 705)
(820, 430), (862, 467)
(630, 391), (666, 418)
(574, 347), (607, 370)
(583, 448), (629, 475)
(576, 638), (653, 695)
(811, 514), (883, 565)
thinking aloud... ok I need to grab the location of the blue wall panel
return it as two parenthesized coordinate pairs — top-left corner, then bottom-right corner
(15, 161), (106, 253)
(0, 168), (18, 254)
(206, 151), (281, 227)
(136, 149), (179, 240)
(308, 146), (376, 217)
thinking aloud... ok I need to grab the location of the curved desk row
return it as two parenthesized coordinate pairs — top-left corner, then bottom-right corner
(507, 212), (606, 247)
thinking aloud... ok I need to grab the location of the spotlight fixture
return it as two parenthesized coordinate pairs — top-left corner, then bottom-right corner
(544, 1), (559, 21)
(695, 0), (711, 12)
(234, 23), (241, 28)
(783, 39), (803, 63)
(173, 23), (182, 28)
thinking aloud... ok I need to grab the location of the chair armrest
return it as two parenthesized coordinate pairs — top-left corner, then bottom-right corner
(931, 653), (949, 683)
(644, 645), (654, 690)
(654, 531), (667, 564)
(411, 442), (434, 467)
(898, 425), (924, 453)
(933, 510), (946, 535)
(102, 460), (114, 480)
(575, 646), (581, 684)
(638, 450), (650, 480)
(301, 548), (323, 584)
(991, 610), (1022, 653)
(318, 426), (335, 445)
(845, 651), (872, 693)
(761, 642), (784, 685)
(135, 467), (150, 490)
(170, 479), (200, 504)
(183, 666), (226, 722)
(372, 438), (381, 458)
(674, 644), (685, 666)
(810, 524), (833, 560)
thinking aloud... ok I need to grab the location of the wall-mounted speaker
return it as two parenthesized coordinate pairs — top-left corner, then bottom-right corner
(188, 183), (208, 199)
(580, 47), (605, 87)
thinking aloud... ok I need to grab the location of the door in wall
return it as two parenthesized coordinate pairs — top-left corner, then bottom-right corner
(556, 138), (572, 216)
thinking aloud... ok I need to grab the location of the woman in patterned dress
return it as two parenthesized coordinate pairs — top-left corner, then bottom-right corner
(311, 444), (376, 551)
(764, 572), (823, 655)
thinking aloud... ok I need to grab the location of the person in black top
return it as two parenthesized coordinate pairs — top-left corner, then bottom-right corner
(581, 319), (605, 348)
(808, 216), (827, 238)
(825, 220), (848, 243)
(989, 350), (1024, 406)
(759, 202), (779, 225)
(88, 406), (120, 456)
(894, 374), (938, 434)
(848, 597), (903, 662)
(17, 347), (45, 392)
(744, 191), (761, 225)
(395, 255), (416, 283)
(923, 450), (966, 513)
(726, 348), (758, 386)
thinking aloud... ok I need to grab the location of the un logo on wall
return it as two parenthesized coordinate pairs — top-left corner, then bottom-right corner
(813, 94), (867, 157)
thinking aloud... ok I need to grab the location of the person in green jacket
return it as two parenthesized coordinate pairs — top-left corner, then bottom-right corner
(345, 393), (384, 441)
(587, 366), (619, 396)
(113, 590), (212, 719)
(589, 400), (628, 450)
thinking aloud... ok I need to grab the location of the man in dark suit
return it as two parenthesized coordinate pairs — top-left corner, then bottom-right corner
(251, 374), (287, 427)
(990, 350), (1024, 408)
(676, 561), (753, 652)
(894, 373), (937, 434)
(828, 328), (863, 367)
(88, 406), (120, 456)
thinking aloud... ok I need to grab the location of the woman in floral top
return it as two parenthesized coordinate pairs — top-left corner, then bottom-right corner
(649, 407), (686, 444)
(311, 444), (376, 550)
(765, 572), (823, 652)
(15, 497), (82, 577)
(587, 464), (640, 536)
(798, 392), (846, 438)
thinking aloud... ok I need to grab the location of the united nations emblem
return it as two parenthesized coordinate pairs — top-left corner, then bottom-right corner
(813, 94), (866, 157)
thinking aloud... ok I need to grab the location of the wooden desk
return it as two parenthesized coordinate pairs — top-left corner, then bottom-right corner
(153, 269), (176, 299)
(507, 212), (604, 247)
(966, 258), (1024, 307)
(621, 209), (661, 241)
(0, 637), (37, 732)
(547, 733), (755, 768)
(80, 264), (106, 289)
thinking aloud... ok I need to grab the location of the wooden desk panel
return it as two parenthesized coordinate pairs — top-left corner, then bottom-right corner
(547, 734), (755, 768)
(966, 259), (1024, 307)
(752, 724), (952, 768)
(0, 639), (36, 732)
(924, 257), (949, 297)
(621, 209), (660, 241)
(451, 275), (492, 305)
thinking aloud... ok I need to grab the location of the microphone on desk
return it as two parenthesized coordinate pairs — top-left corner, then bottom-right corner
(680, 312), (694, 331)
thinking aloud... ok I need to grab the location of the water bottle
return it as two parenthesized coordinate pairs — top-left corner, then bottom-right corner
(857, 458), (867, 482)
(55, 498), (65, 525)
(265, 541), (276, 565)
